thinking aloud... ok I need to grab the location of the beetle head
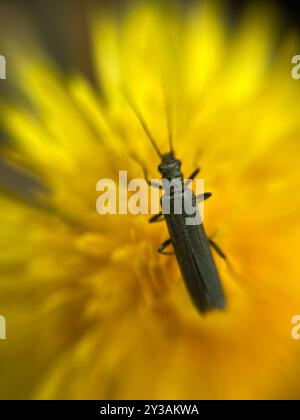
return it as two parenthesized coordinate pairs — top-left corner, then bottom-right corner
(158, 152), (182, 180)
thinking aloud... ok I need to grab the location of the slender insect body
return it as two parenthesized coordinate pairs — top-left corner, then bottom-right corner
(164, 208), (225, 312)
(159, 154), (225, 313)
(126, 95), (226, 314)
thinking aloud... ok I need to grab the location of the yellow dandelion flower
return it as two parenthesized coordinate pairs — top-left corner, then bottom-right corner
(1, 0), (300, 399)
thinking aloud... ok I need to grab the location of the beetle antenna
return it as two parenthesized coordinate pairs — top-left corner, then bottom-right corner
(164, 90), (174, 154)
(123, 91), (163, 159)
(129, 151), (148, 178)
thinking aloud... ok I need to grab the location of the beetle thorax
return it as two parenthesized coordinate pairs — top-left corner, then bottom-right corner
(158, 152), (182, 181)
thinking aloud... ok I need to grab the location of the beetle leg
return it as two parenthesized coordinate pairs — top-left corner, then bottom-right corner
(185, 167), (200, 187)
(148, 212), (164, 223)
(148, 180), (163, 189)
(140, 165), (162, 189)
(131, 152), (162, 189)
(143, 168), (162, 189)
(158, 239), (173, 255)
(209, 238), (227, 260)
(196, 192), (212, 202)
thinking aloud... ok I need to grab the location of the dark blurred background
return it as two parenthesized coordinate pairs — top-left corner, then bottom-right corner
(0, 0), (299, 84)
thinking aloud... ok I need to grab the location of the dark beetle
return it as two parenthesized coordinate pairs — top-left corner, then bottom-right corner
(128, 99), (226, 314)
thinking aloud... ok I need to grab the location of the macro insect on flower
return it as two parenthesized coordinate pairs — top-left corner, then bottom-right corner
(0, 0), (300, 400)
(125, 96), (226, 313)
